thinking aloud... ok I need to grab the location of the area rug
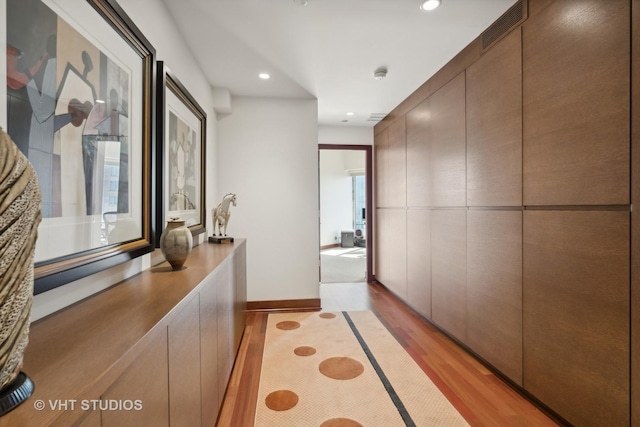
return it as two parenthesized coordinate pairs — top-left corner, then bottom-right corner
(255, 310), (469, 426)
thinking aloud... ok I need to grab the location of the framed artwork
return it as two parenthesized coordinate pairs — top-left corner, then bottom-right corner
(156, 61), (206, 244)
(1, 0), (156, 294)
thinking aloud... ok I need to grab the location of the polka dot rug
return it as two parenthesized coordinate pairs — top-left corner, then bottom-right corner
(255, 310), (469, 426)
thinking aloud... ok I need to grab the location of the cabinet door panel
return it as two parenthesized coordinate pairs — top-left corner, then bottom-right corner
(374, 129), (389, 207)
(523, 0), (630, 205)
(523, 211), (629, 426)
(406, 98), (432, 207)
(200, 275), (220, 426)
(169, 295), (201, 427)
(387, 209), (407, 300)
(233, 246), (247, 353)
(216, 262), (234, 405)
(387, 118), (407, 208)
(375, 209), (406, 300)
(375, 208), (390, 284)
(431, 210), (467, 342)
(101, 328), (169, 426)
(407, 209), (431, 318)
(467, 210), (522, 384)
(467, 29), (522, 207)
(431, 73), (466, 207)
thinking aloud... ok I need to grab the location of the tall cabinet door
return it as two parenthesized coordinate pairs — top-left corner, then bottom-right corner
(375, 118), (406, 209)
(406, 209), (431, 318)
(467, 210), (522, 385)
(375, 208), (407, 299)
(523, 211), (629, 427)
(406, 98), (432, 208)
(387, 118), (407, 208)
(431, 209), (467, 343)
(430, 73), (466, 208)
(467, 28), (522, 207)
(523, 0), (630, 206)
(374, 129), (389, 208)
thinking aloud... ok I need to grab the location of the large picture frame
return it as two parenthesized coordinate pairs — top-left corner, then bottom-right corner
(155, 61), (206, 243)
(1, 0), (156, 294)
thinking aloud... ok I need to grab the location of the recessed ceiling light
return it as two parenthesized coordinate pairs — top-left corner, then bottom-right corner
(420, 0), (441, 11)
(346, 112), (354, 116)
(293, 0), (308, 5)
(259, 73), (270, 80)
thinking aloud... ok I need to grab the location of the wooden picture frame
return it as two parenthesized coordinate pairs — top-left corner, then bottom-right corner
(2, 0), (156, 294)
(155, 61), (206, 244)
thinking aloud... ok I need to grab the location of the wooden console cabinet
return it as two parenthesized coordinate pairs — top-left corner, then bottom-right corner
(1, 240), (247, 427)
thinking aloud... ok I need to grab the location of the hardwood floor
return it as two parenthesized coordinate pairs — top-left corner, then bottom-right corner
(217, 282), (563, 426)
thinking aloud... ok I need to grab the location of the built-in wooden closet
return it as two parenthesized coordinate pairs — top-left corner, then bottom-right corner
(374, 1), (636, 425)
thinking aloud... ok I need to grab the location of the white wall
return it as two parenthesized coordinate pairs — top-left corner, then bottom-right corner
(319, 151), (354, 247)
(318, 125), (373, 146)
(32, 0), (218, 320)
(26, 2), (370, 317)
(343, 150), (366, 173)
(217, 96), (319, 302)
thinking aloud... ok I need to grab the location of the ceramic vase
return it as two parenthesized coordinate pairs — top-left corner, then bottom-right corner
(160, 218), (193, 270)
(0, 128), (40, 414)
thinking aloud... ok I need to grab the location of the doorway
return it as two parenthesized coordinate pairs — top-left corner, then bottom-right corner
(318, 144), (373, 284)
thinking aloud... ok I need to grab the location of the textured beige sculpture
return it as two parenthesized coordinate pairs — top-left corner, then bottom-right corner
(0, 128), (41, 399)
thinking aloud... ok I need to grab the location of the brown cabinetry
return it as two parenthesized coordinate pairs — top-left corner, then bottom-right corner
(375, 208), (407, 300)
(374, 128), (389, 208)
(522, 0), (630, 206)
(429, 73), (466, 208)
(406, 98), (432, 208)
(387, 118), (407, 208)
(4, 241), (247, 427)
(101, 328), (170, 426)
(467, 210), (522, 385)
(406, 72), (467, 209)
(373, 0), (635, 424)
(375, 118), (406, 208)
(467, 29), (522, 207)
(523, 211), (629, 426)
(168, 295), (202, 427)
(431, 210), (467, 343)
(216, 262), (234, 407)
(200, 271), (221, 422)
(406, 209), (431, 318)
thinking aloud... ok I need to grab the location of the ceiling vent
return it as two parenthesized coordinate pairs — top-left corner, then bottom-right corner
(480, 0), (527, 53)
(368, 113), (386, 122)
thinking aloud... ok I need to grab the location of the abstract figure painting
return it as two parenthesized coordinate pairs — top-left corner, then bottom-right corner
(168, 110), (196, 212)
(6, 0), (130, 219)
(156, 62), (206, 244)
(1, 0), (155, 293)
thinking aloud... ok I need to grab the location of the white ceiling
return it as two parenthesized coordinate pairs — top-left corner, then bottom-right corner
(162, 0), (517, 127)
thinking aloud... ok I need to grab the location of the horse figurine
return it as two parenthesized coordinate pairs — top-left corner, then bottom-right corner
(212, 193), (237, 237)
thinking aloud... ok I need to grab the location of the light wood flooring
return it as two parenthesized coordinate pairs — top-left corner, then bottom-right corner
(217, 282), (564, 426)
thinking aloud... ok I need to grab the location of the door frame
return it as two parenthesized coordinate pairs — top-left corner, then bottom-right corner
(318, 144), (373, 283)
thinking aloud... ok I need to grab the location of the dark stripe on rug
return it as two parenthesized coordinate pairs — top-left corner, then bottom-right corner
(342, 311), (417, 427)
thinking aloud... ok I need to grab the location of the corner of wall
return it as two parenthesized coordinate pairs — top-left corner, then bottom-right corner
(212, 87), (232, 116)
